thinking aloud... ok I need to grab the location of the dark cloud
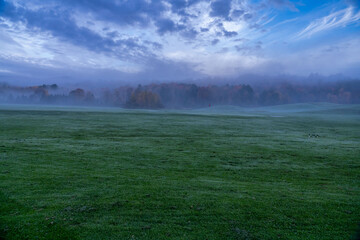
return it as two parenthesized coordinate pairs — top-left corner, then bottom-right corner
(0, 0), (155, 60)
(235, 43), (262, 54)
(232, 9), (245, 18)
(155, 18), (188, 36)
(243, 13), (253, 20)
(2, 0), (166, 27)
(170, 0), (187, 15)
(155, 17), (199, 39)
(170, 0), (204, 16)
(216, 22), (238, 38)
(61, 0), (167, 27)
(156, 18), (178, 35)
(210, 0), (232, 19)
(211, 39), (220, 45)
(249, 23), (261, 29)
(181, 28), (198, 39)
(106, 31), (119, 38)
(233, 38), (247, 42)
(223, 30), (238, 37)
(0, 0), (259, 48)
(265, 0), (298, 11)
(144, 40), (163, 50)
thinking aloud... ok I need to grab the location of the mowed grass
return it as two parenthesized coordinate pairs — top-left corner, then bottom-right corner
(0, 104), (359, 240)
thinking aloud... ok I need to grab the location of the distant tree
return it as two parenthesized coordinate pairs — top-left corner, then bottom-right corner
(50, 84), (58, 90)
(34, 87), (49, 97)
(29, 87), (49, 103)
(85, 91), (95, 103)
(69, 88), (86, 104)
(231, 85), (254, 105)
(8, 93), (14, 103)
(197, 87), (212, 105)
(113, 87), (133, 106)
(69, 88), (85, 99)
(0, 82), (9, 88)
(101, 89), (114, 105)
(126, 90), (163, 109)
(259, 89), (288, 105)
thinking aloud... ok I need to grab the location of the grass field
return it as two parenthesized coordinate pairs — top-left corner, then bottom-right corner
(0, 103), (359, 240)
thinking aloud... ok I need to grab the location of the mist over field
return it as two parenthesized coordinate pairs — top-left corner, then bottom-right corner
(1, 79), (360, 109)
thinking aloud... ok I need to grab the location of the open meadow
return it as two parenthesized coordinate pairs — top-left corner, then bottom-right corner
(0, 103), (359, 240)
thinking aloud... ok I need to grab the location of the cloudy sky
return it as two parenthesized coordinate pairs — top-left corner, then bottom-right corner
(0, 0), (360, 85)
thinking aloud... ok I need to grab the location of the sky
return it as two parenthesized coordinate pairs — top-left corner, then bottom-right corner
(0, 0), (360, 85)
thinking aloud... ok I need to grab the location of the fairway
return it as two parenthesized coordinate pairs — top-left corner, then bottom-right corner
(0, 104), (359, 240)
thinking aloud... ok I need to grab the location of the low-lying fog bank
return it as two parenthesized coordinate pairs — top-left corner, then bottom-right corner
(1, 80), (359, 109)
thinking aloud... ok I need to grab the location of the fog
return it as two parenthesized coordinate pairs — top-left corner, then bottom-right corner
(1, 78), (359, 109)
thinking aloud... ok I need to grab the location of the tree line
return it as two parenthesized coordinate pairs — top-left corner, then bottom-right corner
(0, 81), (359, 108)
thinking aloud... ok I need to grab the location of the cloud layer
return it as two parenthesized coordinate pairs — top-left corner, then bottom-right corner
(0, 0), (359, 84)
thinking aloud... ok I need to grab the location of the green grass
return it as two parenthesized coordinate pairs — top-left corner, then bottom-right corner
(0, 104), (359, 240)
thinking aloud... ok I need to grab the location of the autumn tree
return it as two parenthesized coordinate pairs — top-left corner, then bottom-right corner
(126, 90), (163, 109)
